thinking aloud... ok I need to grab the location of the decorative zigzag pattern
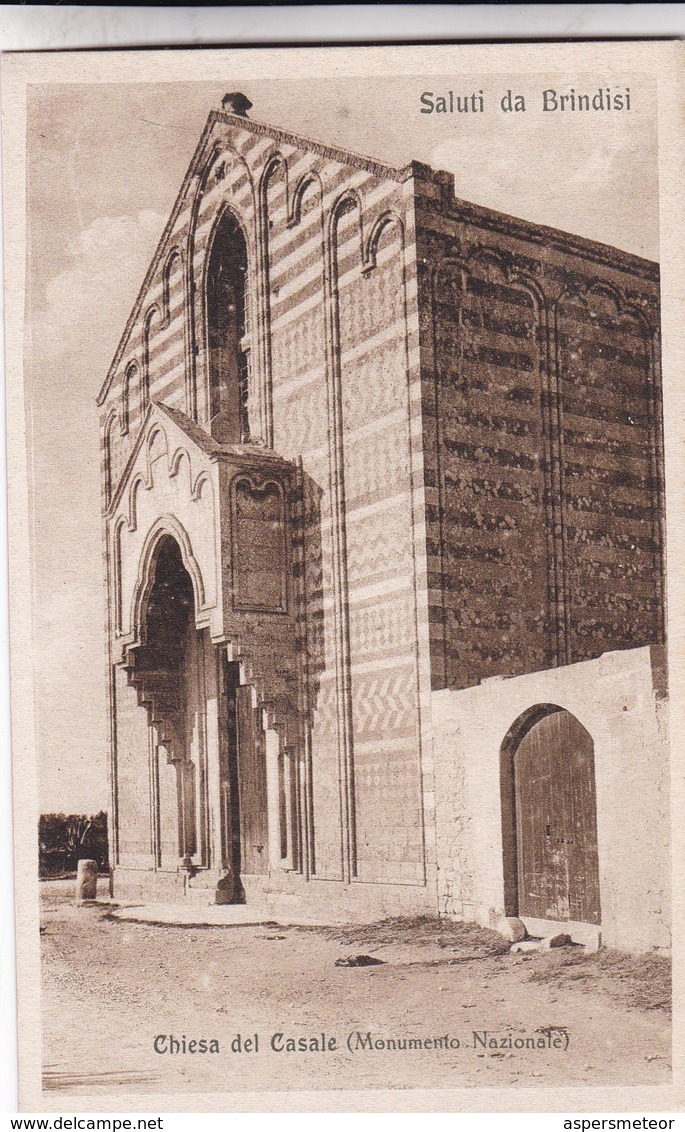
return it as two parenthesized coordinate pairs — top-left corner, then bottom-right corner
(339, 255), (403, 345)
(343, 428), (410, 506)
(341, 339), (407, 430)
(351, 664), (417, 739)
(355, 749), (419, 797)
(346, 508), (412, 589)
(308, 673), (339, 741)
(275, 383), (329, 461)
(272, 305), (326, 382)
(348, 598), (415, 662)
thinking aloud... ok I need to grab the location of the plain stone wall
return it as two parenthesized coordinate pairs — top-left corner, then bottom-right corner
(432, 646), (670, 952)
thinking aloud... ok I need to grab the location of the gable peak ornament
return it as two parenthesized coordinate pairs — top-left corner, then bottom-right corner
(222, 92), (252, 117)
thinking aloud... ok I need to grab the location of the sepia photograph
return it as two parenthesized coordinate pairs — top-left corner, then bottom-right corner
(4, 41), (683, 1112)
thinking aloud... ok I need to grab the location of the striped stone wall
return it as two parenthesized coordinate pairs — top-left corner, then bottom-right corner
(99, 110), (433, 894)
(100, 109), (664, 907)
(416, 168), (664, 691)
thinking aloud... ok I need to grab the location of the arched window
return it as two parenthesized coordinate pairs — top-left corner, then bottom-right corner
(122, 361), (137, 434)
(142, 307), (161, 414)
(104, 412), (121, 507)
(206, 210), (250, 443)
(163, 248), (183, 327)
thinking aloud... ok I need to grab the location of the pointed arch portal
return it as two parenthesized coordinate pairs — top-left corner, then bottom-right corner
(131, 535), (199, 868)
(127, 531), (270, 890)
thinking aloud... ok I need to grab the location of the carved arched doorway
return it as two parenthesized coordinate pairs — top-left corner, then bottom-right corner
(501, 706), (601, 925)
(133, 534), (201, 870)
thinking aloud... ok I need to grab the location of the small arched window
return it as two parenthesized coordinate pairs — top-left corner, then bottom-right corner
(163, 249), (183, 327)
(206, 210), (250, 443)
(104, 412), (121, 507)
(122, 361), (137, 435)
(142, 307), (161, 415)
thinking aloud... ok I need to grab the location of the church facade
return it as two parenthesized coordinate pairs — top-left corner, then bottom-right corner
(98, 95), (669, 952)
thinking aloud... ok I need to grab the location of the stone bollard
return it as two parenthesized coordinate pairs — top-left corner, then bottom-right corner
(75, 859), (98, 904)
(214, 870), (235, 906)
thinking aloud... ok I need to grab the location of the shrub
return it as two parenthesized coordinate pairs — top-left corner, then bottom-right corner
(39, 811), (109, 877)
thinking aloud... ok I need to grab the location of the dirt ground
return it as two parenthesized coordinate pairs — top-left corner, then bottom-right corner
(40, 880), (671, 1098)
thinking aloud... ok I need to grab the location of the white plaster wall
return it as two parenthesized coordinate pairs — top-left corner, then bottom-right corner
(432, 646), (670, 952)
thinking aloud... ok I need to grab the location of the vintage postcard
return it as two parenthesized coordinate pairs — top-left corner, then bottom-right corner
(4, 40), (685, 1112)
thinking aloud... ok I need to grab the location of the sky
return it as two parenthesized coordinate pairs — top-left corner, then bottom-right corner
(25, 72), (659, 812)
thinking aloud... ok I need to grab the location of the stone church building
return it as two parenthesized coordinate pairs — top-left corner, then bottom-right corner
(98, 94), (669, 952)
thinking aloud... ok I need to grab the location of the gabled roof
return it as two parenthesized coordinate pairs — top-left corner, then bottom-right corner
(106, 399), (294, 516)
(156, 402), (224, 458)
(159, 402), (291, 463)
(96, 108), (411, 408)
(97, 104), (660, 410)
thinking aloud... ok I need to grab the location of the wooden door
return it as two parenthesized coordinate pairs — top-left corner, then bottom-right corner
(235, 684), (269, 874)
(514, 709), (601, 924)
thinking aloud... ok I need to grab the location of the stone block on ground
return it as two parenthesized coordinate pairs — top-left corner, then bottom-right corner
(511, 939), (542, 953)
(495, 916), (527, 943)
(541, 932), (572, 949)
(334, 954), (385, 968)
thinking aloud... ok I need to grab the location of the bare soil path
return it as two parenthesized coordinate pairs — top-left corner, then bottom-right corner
(39, 881), (671, 1099)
